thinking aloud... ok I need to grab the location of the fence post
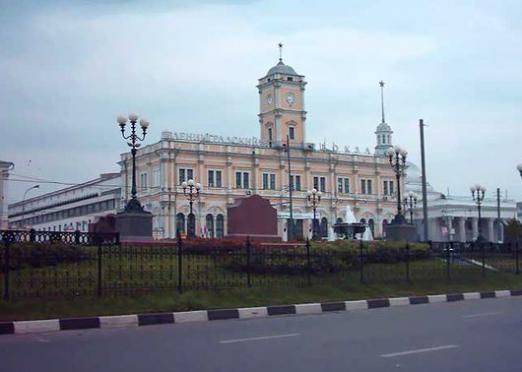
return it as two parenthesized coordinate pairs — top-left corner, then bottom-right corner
(405, 243), (410, 283)
(29, 228), (36, 243)
(177, 230), (183, 294)
(515, 240), (520, 275)
(359, 239), (364, 283)
(2, 234), (10, 301)
(306, 238), (312, 286)
(97, 238), (102, 297)
(75, 230), (81, 245)
(246, 236), (252, 288)
(446, 242), (451, 281)
(481, 241), (486, 278)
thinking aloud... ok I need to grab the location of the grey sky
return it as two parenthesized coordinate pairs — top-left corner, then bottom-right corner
(1, 0), (521, 203)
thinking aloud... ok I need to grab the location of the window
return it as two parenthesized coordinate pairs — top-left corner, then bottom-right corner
(290, 175), (301, 191)
(313, 176), (326, 192)
(235, 172), (250, 189)
(262, 173), (276, 190)
(337, 177), (350, 194)
(176, 213), (185, 235)
(152, 168), (160, 188)
(287, 77), (293, 81)
(289, 126), (295, 140)
(208, 170), (223, 188)
(268, 127), (273, 145)
(320, 218), (328, 238)
(140, 173), (148, 190)
(178, 168), (193, 184)
(361, 179), (373, 194)
(383, 180), (394, 196)
(216, 214), (224, 238)
(206, 214), (214, 238)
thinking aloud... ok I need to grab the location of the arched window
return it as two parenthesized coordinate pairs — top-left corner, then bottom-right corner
(369, 219), (375, 237)
(176, 213), (185, 235)
(206, 214), (214, 238)
(320, 217), (328, 238)
(336, 217), (343, 224)
(216, 214), (224, 238)
(187, 213), (196, 238)
(360, 218), (366, 225)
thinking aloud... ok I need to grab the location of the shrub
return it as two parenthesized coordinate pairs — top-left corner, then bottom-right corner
(1, 242), (91, 271)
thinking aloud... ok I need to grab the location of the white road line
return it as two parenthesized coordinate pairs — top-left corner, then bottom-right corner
(462, 312), (501, 319)
(381, 345), (459, 358)
(219, 333), (300, 344)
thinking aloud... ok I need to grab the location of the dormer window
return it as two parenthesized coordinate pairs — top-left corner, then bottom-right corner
(287, 77), (293, 81)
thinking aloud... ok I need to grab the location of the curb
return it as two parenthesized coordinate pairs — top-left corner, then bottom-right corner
(1, 289), (521, 336)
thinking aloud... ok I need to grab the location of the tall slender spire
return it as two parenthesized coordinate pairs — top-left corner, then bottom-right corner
(379, 80), (385, 123)
(278, 42), (283, 62)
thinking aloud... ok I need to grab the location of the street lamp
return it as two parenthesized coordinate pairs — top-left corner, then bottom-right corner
(307, 188), (322, 240)
(182, 179), (201, 239)
(386, 146), (408, 224)
(117, 113), (150, 213)
(21, 184), (40, 229)
(403, 191), (417, 224)
(470, 184), (486, 242)
(517, 164), (522, 179)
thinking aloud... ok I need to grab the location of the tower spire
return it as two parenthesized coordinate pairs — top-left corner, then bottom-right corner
(379, 80), (385, 123)
(278, 42), (283, 62)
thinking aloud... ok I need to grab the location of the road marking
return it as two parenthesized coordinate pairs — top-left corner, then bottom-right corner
(462, 312), (501, 319)
(219, 333), (300, 344)
(381, 345), (459, 358)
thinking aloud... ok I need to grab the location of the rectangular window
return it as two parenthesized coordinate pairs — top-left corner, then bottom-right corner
(178, 168), (193, 184)
(262, 173), (276, 190)
(289, 175), (301, 191)
(313, 176), (326, 192)
(337, 177), (350, 193)
(289, 127), (295, 140)
(235, 171), (250, 189)
(361, 179), (373, 194)
(383, 180), (394, 196)
(140, 173), (148, 190)
(215, 170), (222, 187)
(208, 170), (215, 188)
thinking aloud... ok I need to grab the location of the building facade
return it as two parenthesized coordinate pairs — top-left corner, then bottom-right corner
(121, 57), (402, 240)
(406, 163), (516, 242)
(8, 173), (121, 232)
(0, 160), (15, 230)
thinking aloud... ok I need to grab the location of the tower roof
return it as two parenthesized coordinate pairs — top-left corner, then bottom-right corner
(266, 60), (299, 76)
(375, 121), (392, 133)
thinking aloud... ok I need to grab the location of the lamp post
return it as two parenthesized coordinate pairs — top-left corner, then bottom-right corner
(182, 179), (201, 239)
(403, 191), (417, 224)
(386, 146), (408, 224)
(470, 184), (486, 242)
(21, 184), (40, 229)
(117, 113), (149, 213)
(307, 188), (322, 240)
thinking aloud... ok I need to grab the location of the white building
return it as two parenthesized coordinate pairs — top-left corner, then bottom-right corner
(406, 163), (517, 242)
(0, 160), (15, 230)
(8, 173), (122, 232)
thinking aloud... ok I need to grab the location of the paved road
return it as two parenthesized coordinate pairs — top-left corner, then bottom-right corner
(1, 297), (521, 372)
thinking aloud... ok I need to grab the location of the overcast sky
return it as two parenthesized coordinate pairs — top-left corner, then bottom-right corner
(2, 0), (521, 203)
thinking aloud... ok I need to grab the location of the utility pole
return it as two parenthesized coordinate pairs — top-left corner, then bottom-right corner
(284, 135), (294, 241)
(419, 119), (429, 241)
(497, 187), (501, 242)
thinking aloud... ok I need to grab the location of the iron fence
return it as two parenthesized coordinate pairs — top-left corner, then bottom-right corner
(1, 229), (520, 300)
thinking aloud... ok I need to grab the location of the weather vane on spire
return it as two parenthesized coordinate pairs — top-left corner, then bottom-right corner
(379, 80), (386, 124)
(278, 42), (283, 62)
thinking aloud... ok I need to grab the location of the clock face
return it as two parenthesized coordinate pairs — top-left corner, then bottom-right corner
(266, 94), (273, 105)
(286, 93), (296, 106)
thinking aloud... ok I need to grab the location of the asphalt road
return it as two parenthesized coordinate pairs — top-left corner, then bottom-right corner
(1, 297), (521, 372)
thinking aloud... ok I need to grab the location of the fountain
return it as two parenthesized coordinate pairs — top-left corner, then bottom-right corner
(333, 206), (367, 239)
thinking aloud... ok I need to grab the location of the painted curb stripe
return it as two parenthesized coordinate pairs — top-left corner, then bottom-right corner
(0, 322), (14, 335)
(409, 296), (429, 305)
(480, 292), (496, 299)
(15, 319), (60, 334)
(367, 298), (390, 309)
(510, 289), (522, 296)
(267, 305), (296, 316)
(59, 317), (100, 330)
(137, 313), (174, 326)
(446, 293), (464, 302)
(321, 302), (346, 312)
(207, 309), (239, 321)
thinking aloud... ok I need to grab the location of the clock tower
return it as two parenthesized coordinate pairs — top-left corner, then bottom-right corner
(257, 44), (307, 148)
